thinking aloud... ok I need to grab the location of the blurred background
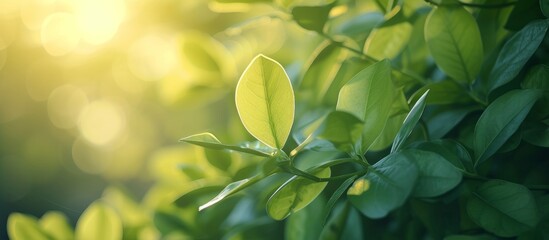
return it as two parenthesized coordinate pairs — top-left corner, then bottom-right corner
(0, 0), (324, 237)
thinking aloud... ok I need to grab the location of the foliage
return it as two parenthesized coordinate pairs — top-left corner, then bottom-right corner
(7, 0), (549, 239)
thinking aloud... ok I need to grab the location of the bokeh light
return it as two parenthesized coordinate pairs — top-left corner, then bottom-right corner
(77, 100), (126, 146)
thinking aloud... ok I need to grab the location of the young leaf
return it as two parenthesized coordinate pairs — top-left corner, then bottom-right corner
(488, 19), (549, 92)
(8, 213), (51, 240)
(391, 90), (429, 153)
(404, 149), (462, 198)
(318, 111), (363, 154)
(235, 54), (295, 149)
(347, 152), (419, 219)
(467, 180), (539, 237)
(425, 6), (484, 84)
(75, 202), (122, 240)
(474, 89), (541, 165)
(199, 176), (261, 211)
(337, 59), (394, 153)
(267, 167), (331, 220)
(364, 9), (412, 60)
(39, 212), (74, 240)
(180, 132), (274, 157)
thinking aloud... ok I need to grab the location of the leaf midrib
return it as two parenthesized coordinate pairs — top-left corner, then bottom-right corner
(260, 59), (281, 149)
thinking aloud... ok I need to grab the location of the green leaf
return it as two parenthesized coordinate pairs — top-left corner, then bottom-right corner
(291, 1), (334, 33)
(321, 176), (357, 225)
(75, 202), (122, 240)
(413, 139), (474, 173)
(235, 54), (295, 149)
(467, 180), (539, 237)
(522, 122), (549, 147)
(409, 79), (472, 105)
(180, 132), (274, 157)
(285, 197), (325, 240)
(300, 41), (353, 104)
(39, 212), (74, 240)
(174, 185), (225, 208)
(320, 203), (363, 240)
(404, 149), (462, 198)
(425, 105), (479, 139)
(8, 213), (51, 240)
(391, 90), (429, 153)
(369, 88), (409, 151)
(199, 176), (260, 211)
(425, 6), (484, 84)
(542, 0), (549, 17)
(444, 235), (496, 240)
(474, 89), (541, 165)
(267, 167), (331, 220)
(204, 148), (232, 171)
(348, 152), (419, 218)
(337, 59), (394, 153)
(318, 111), (363, 154)
(364, 9), (412, 60)
(489, 19), (549, 92)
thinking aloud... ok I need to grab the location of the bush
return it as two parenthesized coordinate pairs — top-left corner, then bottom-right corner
(8, 0), (549, 239)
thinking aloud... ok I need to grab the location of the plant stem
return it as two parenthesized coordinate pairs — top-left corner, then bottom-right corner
(318, 170), (368, 182)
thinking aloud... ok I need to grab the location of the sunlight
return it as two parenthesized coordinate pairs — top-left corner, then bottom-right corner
(78, 100), (125, 146)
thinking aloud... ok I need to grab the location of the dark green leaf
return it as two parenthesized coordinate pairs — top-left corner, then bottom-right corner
(285, 196), (325, 240)
(174, 185), (225, 208)
(391, 90), (429, 153)
(321, 176), (357, 225)
(291, 1), (334, 33)
(414, 139), (474, 173)
(410, 80), (472, 105)
(425, 6), (484, 84)
(425, 105), (479, 139)
(180, 132), (274, 157)
(474, 89), (541, 165)
(489, 19), (549, 92)
(267, 167), (331, 220)
(542, 0), (549, 17)
(337, 59), (394, 153)
(348, 152), (419, 218)
(404, 149), (462, 197)
(467, 180), (539, 237)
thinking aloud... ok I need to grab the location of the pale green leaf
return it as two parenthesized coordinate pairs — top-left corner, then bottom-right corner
(404, 149), (462, 198)
(267, 167), (331, 220)
(337, 59), (394, 153)
(180, 132), (274, 157)
(236, 54), (295, 149)
(8, 213), (51, 240)
(488, 19), (549, 92)
(391, 90), (429, 153)
(474, 89), (541, 165)
(467, 180), (539, 237)
(348, 152), (418, 218)
(40, 212), (74, 240)
(364, 9), (412, 60)
(75, 202), (122, 240)
(425, 6), (484, 84)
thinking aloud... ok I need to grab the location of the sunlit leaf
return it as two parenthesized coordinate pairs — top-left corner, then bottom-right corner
(364, 8), (412, 60)
(75, 202), (122, 240)
(267, 167), (331, 220)
(474, 89), (541, 165)
(404, 149), (462, 198)
(467, 180), (539, 237)
(488, 19), (549, 92)
(180, 132), (274, 157)
(425, 6), (483, 84)
(8, 213), (51, 240)
(348, 152), (418, 218)
(236, 54), (295, 149)
(337, 59), (394, 153)
(391, 90), (429, 153)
